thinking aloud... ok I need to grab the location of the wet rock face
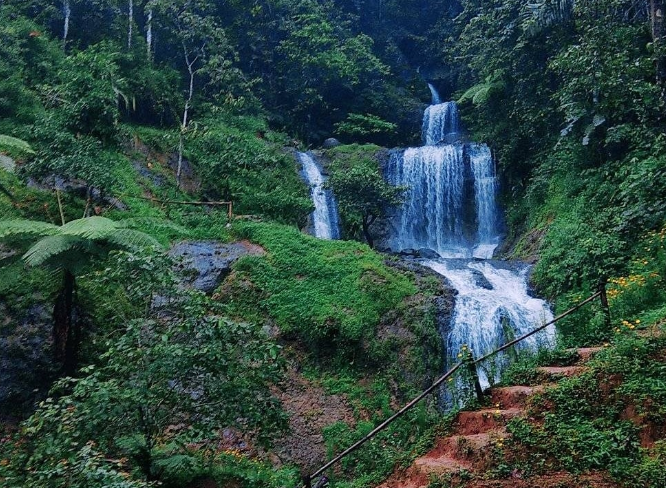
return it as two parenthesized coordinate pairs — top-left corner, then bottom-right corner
(0, 302), (56, 416)
(169, 241), (265, 293)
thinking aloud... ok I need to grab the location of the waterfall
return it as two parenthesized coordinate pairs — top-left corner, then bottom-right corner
(469, 143), (499, 259)
(63, 0), (71, 44)
(422, 102), (460, 146)
(386, 92), (553, 392)
(387, 146), (466, 257)
(146, 9), (153, 59)
(428, 83), (442, 105)
(425, 260), (555, 389)
(386, 100), (497, 258)
(297, 152), (341, 240)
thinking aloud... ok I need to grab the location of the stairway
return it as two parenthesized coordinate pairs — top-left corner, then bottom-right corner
(377, 348), (605, 488)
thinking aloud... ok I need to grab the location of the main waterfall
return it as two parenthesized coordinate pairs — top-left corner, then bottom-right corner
(386, 89), (554, 390)
(386, 97), (499, 259)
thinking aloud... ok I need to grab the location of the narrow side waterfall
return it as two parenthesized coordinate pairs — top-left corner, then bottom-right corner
(297, 152), (341, 240)
(386, 88), (553, 391)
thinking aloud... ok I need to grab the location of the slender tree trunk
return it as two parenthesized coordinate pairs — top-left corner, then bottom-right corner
(651, 0), (666, 86)
(177, 50), (197, 189)
(53, 269), (79, 375)
(62, 0), (71, 48)
(128, 0), (134, 50)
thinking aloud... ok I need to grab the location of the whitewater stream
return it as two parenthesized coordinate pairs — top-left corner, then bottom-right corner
(297, 151), (341, 240)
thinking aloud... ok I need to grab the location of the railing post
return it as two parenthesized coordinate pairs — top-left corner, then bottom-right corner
(598, 277), (612, 330)
(464, 348), (484, 404)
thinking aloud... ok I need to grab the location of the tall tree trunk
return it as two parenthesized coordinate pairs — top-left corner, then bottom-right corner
(53, 269), (79, 375)
(651, 0), (666, 85)
(128, 0), (134, 50)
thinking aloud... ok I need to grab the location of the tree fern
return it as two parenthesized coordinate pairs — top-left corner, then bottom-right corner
(106, 229), (161, 250)
(60, 216), (121, 240)
(22, 235), (89, 267)
(0, 220), (59, 239)
(0, 135), (35, 155)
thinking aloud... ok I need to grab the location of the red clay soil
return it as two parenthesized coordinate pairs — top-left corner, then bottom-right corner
(462, 471), (618, 488)
(271, 368), (356, 473)
(376, 348), (613, 488)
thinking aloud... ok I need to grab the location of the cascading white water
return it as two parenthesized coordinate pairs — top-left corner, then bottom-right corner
(297, 152), (341, 240)
(425, 260), (555, 389)
(386, 85), (553, 390)
(422, 101), (460, 146)
(469, 143), (499, 259)
(387, 115), (498, 258)
(386, 146), (468, 257)
(428, 83), (442, 105)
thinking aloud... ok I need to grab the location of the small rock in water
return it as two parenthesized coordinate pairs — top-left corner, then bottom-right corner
(417, 248), (441, 259)
(470, 268), (493, 290)
(322, 137), (341, 149)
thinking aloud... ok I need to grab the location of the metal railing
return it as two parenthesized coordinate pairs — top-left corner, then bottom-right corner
(301, 282), (610, 487)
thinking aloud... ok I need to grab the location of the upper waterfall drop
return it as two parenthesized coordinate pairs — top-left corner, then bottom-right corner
(428, 83), (442, 105)
(386, 99), (498, 258)
(297, 152), (341, 240)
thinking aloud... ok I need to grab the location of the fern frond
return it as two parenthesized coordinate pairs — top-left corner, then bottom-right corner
(22, 235), (88, 267)
(0, 220), (59, 239)
(120, 217), (189, 236)
(105, 229), (162, 251)
(0, 135), (35, 155)
(60, 216), (120, 240)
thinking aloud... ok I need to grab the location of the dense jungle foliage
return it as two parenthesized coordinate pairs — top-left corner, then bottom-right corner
(0, 0), (666, 486)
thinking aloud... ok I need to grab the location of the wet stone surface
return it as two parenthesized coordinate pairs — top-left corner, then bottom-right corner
(169, 241), (265, 293)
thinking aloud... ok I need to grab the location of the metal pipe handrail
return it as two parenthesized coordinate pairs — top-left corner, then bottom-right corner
(302, 288), (606, 487)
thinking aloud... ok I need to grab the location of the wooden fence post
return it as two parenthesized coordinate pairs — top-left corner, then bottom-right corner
(465, 351), (484, 404)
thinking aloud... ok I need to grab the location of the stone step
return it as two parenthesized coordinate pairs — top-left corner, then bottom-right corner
(454, 408), (523, 435)
(489, 385), (543, 409)
(423, 430), (508, 466)
(537, 365), (588, 378)
(573, 347), (604, 362)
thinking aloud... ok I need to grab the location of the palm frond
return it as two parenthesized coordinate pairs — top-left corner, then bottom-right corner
(0, 220), (59, 239)
(0, 135), (35, 155)
(22, 235), (88, 267)
(60, 216), (120, 240)
(105, 229), (162, 251)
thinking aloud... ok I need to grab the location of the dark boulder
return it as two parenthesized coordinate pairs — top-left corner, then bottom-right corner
(417, 248), (441, 259)
(322, 138), (341, 149)
(169, 241), (265, 294)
